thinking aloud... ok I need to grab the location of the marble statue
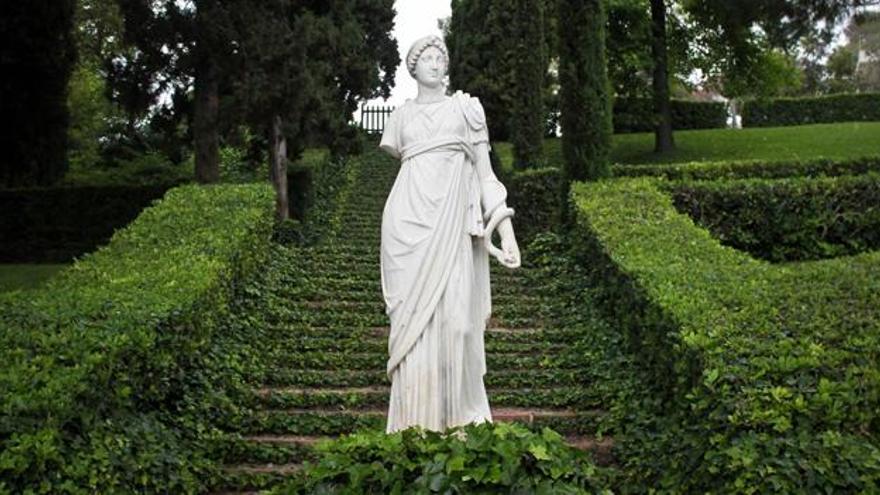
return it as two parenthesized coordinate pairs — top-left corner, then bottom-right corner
(379, 35), (521, 434)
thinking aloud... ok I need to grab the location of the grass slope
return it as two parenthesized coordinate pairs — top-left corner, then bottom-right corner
(494, 121), (880, 170)
(0, 264), (68, 292)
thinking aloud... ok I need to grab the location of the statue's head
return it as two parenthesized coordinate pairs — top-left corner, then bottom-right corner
(406, 35), (448, 87)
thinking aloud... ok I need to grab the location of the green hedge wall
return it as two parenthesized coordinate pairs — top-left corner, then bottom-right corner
(505, 167), (563, 244)
(570, 177), (880, 492)
(505, 156), (880, 236)
(613, 98), (728, 133)
(742, 92), (880, 127)
(0, 182), (183, 262)
(670, 173), (880, 262)
(612, 155), (880, 181)
(0, 183), (274, 493)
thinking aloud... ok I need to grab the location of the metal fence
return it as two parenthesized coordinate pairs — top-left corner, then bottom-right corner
(360, 104), (395, 135)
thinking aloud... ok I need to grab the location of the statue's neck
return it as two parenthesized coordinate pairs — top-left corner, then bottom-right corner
(415, 83), (447, 104)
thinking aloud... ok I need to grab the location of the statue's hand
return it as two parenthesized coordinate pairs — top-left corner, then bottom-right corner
(499, 234), (521, 269)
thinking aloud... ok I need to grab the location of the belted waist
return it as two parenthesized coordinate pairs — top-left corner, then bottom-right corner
(400, 136), (476, 164)
(399, 136), (484, 237)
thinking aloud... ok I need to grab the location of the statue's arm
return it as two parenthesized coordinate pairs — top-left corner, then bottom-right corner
(474, 142), (519, 263)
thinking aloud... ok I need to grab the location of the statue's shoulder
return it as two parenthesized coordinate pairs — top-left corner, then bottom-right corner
(452, 90), (487, 130)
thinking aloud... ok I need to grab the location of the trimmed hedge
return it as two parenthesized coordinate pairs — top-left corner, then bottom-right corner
(0, 182), (183, 262)
(742, 92), (880, 127)
(570, 177), (880, 492)
(612, 155), (880, 181)
(505, 167), (564, 243)
(0, 183), (275, 493)
(613, 98), (728, 133)
(670, 173), (880, 262)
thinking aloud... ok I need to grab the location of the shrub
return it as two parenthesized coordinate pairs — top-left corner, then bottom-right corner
(0, 182), (184, 262)
(741, 92), (880, 127)
(286, 152), (355, 245)
(272, 422), (613, 494)
(612, 155), (880, 181)
(613, 98), (728, 133)
(506, 167), (564, 243)
(0, 183), (275, 493)
(669, 173), (880, 262)
(570, 177), (880, 493)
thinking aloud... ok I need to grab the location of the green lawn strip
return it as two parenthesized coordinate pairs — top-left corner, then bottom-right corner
(494, 122), (880, 171)
(0, 183), (275, 493)
(571, 177), (880, 492)
(0, 263), (68, 291)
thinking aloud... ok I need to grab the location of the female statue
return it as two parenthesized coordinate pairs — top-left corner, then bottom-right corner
(379, 35), (521, 433)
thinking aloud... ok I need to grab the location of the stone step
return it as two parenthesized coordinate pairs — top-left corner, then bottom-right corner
(263, 325), (580, 344)
(266, 308), (542, 329)
(242, 407), (603, 436)
(255, 386), (602, 410)
(276, 351), (582, 372)
(264, 368), (587, 389)
(280, 280), (542, 299)
(263, 335), (569, 355)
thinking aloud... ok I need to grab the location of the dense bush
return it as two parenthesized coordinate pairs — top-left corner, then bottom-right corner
(0, 183), (275, 493)
(0, 182), (183, 262)
(506, 167), (564, 243)
(0, 0), (77, 187)
(281, 153), (355, 245)
(670, 173), (880, 262)
(742, 92), (880, 127)
(613, 155), (880, 181)
(613, 98), (728, 133)
(272, 422), (613, 494)
(570, 177), (880, 492)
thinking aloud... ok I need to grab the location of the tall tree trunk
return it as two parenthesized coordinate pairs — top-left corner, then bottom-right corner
(651, 0), (675, 153)
(194, 1), (220, 184)
(269, 114), (289, 221)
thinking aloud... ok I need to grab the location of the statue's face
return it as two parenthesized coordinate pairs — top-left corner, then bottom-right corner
(415, 46), (447, 88)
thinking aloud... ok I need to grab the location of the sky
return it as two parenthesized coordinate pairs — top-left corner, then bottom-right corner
(366, 0), (452, 107)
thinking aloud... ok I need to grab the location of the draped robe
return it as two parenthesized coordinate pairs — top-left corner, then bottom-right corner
(379, 92), (494, 433)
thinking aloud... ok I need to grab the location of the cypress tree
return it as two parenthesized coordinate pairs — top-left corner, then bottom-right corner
(0, 1), (78, 187)
(448, 0), (515, 142)
(558, 0), (612, 190)
(510, 0), (546, 169)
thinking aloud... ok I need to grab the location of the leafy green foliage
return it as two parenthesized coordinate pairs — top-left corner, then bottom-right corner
(742, 92), (880, 127)
(0, 0), (78, 187)
(272, 422), (613, 494)
(510, 0), (547, 169)
(614, 155), (880, 180)
(0, 182), (184, 263)
(506, 167), (564, 244)
(670, 173), (880, 262)
(558, 0), (613, 186)
(0, 183), (274, 493)
(570, 176), (880, 492)
(612, 98), (728, 133)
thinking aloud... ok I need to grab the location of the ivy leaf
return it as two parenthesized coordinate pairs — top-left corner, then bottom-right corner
(529, 443), (552, 461)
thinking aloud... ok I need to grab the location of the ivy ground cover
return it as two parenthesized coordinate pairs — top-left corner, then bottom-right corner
(571, 170), (880, 492)
(203, 150), (620, 493)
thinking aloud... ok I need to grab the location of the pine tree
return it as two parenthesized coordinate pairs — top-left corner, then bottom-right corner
(0, 1), (78, 187)
(558, 0), (612, 189)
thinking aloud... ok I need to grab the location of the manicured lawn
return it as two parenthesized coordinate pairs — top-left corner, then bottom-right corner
(0, 264), (68, 292)
(494, 121), (880, 170)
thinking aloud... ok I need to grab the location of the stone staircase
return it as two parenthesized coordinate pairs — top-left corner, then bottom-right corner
(207, 151), (614, 494)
